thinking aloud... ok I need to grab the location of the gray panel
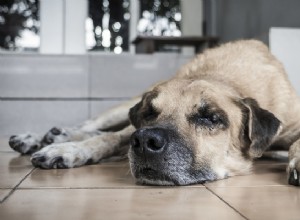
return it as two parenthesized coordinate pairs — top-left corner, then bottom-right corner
(90, 100), (127, 118)
(0, 101), (89, 136)
(214, 0), (300, 44)
(90, 53), (185, 98)
(0, 55), (89, 98)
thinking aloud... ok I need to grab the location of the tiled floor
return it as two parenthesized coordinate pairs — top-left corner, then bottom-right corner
(1, 138), (300, 220)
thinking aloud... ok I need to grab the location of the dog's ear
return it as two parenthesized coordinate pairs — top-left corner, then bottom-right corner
(240, 98), (281, 158)
(129, 100), (143, 128)
(129, 90), (159, 128)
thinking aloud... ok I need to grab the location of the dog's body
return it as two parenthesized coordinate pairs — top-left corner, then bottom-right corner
(9, 40), (300, 186)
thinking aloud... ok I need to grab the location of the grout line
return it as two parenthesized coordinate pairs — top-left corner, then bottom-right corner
(0, 97), (131, 101)
(205, 185), (249, 220)
(0, 168), (36, 204)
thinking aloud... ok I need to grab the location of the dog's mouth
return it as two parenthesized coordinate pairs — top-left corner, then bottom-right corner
(134, 167), (176, 186)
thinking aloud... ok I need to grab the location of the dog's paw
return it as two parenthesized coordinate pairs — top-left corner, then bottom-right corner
(287, 157), (300, 186)
(31, 142), (90, 169)
(41, 127), (71, 146)
(9, 133), (42, 154)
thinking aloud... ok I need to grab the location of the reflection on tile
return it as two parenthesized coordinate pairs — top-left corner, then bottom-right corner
(0, 188), (243, 220)
(0, 137), (13, 152)
(20, 161), (138, 188)
(211, 186), (300, 220)
(0, 152), (33, 188)
(0, 189), (11, 202)
(205, 161), (288, 187)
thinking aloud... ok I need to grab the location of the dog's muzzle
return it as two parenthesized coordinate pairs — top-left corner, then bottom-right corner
(129, 126), (217, 186)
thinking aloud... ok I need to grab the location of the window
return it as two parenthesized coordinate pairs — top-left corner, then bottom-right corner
(138, 0), (181, 36)
(0, 0), (40, 52)
(87, 0), (130, 53)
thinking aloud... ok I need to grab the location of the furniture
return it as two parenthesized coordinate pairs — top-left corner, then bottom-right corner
(132, 36), (219, 54)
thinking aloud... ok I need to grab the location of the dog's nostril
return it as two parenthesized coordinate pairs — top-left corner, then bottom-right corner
(131, 137), (140, 149)
(146, 138), (162, 151)
(145, 136), (165, 152)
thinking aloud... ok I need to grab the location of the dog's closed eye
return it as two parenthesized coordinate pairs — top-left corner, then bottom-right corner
(187, 103), (229, 129)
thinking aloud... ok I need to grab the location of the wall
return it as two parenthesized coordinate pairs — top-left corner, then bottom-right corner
(212, 0), (300, 44)
(0, 54), (191, 136)
(270, 28), (300, 96)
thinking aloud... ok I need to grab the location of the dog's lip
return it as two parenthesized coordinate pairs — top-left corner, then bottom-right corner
(135, 166), (175, 185)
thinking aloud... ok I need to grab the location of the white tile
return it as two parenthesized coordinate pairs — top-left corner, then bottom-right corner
(0, 101), (89, 135)
(0, 55), (89, 97)
(90, 54), (186, 98)
(90, 100), (126, 118)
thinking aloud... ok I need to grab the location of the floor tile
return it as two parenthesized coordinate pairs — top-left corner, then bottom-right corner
(0, 189), (11, 202)
(20, 161), (139, 188)
(0, 188), (243, 220)
(0, 152), (33, 188)
(205, 160), (288, 188)
(211, 186), (300, 220)
(0, 137), (13, 152)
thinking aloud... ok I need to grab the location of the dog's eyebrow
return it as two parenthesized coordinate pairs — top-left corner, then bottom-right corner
(142, 90), (159, 105)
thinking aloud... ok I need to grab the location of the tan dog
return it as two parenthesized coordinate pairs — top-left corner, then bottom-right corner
(9, 40), (300, 186)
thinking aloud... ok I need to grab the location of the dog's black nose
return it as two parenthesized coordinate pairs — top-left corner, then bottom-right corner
(131, 128), (167, 155)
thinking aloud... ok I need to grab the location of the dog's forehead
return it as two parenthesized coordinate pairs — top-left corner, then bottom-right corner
(152, 79), (219, 107)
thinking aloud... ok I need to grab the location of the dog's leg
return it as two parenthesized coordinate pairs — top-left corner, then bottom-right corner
(30, 125), (135, 169)
(8, 127), (102, 155)
(9, 98), (140, 155)
(287, 138), (300, 186)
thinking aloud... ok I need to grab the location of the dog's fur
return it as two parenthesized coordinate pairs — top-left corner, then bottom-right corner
(9, 40), (300, 186)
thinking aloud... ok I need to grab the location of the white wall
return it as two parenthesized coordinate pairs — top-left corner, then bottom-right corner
(270, 28), (300, 95)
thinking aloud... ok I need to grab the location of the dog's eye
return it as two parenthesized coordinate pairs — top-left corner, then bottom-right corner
(193, 113), (221, 126)
(143, 105), (159, 121)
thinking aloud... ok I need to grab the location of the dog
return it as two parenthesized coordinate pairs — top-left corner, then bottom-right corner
(9, 40), (300, 186)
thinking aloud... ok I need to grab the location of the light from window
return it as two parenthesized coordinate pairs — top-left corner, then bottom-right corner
(87, 0), (130, 53)
(0, 0), (40, 52)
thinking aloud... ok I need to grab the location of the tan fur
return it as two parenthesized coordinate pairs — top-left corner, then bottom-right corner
(130, 40), (300, 184)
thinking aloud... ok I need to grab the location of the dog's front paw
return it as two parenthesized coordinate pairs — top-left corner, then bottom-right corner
(31, 142), (90, 169)
(287, 157), (300, 186)
(9, 133), (41, 154)
(41, 127), (71, 146)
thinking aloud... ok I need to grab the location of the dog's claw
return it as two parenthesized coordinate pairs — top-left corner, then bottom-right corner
(288, 169), (300, 186)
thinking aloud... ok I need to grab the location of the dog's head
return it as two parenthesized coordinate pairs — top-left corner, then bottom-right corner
(128, 79), (281, 185)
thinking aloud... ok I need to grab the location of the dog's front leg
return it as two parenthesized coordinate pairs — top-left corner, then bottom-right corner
(8, 127), (102, 155)
(30, 125), (135, 169)
(9, 98), (140, 155)
(287, 138), (300, 186)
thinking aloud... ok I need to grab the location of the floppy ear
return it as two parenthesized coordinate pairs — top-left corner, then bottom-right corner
(129, 100), (143, 128)
(129, 91), (159, 128)
(241, 98), (281, 158)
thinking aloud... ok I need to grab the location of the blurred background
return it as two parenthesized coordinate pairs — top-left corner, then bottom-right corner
(0, 0), (300, 135)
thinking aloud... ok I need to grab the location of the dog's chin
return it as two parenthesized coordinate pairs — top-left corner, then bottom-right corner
(134, 167), (176, 186)
(132, 166), (211, 186)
